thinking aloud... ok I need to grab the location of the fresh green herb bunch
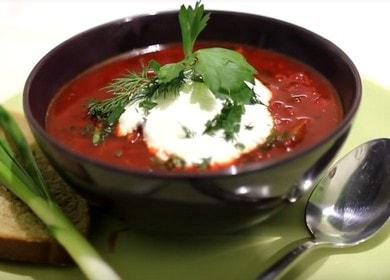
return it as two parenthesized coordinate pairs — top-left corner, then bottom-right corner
(88, 1), (259, 143)
(0, 106), (120, 280)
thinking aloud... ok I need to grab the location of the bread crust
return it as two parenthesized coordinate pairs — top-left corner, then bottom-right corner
(0, 237), (70, 265)
(0, 144), (89, 265)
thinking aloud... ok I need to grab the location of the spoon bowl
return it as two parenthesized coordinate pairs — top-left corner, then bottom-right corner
(258, 138), (390, 279)
(307, 138), (390, 246)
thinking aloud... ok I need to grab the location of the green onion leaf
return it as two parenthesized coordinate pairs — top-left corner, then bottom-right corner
(0, 106), (51, 199)
(0, 105), (121, 280)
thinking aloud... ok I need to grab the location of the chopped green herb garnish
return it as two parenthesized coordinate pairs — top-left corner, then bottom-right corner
(205, 101), (245, 140)
(151, 154), (187, 170)
(81, 123), (94, 136)
(139, 99), (158, 113)
(235, 143), (245, 150)
(92, 130), (101, 145)
(88, 92), (129, 141)
(196, 157), (211, 170)
(244, 124), (254, 130)
(166, 155), (187, 170)
(181, 125), (196, 138)
(261, 123), (307, 151)
(91, 125), (114, 146)
(261, 130), (291, 151)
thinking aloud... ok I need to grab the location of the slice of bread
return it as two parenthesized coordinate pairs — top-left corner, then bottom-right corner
(0, 144), (90, 265)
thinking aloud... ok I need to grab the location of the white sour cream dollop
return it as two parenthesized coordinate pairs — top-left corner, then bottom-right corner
(118, 79), (273, 167)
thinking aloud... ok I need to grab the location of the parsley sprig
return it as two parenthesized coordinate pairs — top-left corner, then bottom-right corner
(179, 1), (210, 57)
(87, 1), (259, 143)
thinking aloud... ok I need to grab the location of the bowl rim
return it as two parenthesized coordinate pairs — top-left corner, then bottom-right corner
(23, 10), (362, 180)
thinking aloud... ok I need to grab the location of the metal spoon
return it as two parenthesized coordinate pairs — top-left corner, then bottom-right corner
(257, 138), (390, 280)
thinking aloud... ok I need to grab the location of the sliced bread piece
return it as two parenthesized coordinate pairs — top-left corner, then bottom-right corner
(0, 144), (90, 265)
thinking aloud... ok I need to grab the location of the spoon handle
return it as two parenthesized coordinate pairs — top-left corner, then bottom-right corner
(256, 239), (317, 280)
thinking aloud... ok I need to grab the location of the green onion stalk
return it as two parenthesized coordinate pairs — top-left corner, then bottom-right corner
(0, 105), (121, 280)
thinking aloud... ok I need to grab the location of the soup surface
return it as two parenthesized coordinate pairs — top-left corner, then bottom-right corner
(46, 42), (342, 172)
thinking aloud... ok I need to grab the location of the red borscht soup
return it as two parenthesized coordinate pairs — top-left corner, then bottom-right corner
(46, 42), (342, 172)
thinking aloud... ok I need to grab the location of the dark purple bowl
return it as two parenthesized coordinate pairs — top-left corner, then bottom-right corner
(23, 11), (361, 232)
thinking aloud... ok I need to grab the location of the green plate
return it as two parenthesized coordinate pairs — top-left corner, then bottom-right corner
(1, 80), (389, 279)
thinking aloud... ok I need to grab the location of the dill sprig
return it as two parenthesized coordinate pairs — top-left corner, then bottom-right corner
(88, 93), (130, 124)
(87, 67), (184, 144)
(150, 154), (187, 170)
(88, 92), (130, 145)
(128, 75), (184, 106)
(195, 157), (211, 170)
(181, 125), (196, 138)
(88, 70), (150, 127)
(106, 69), (150, 95)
